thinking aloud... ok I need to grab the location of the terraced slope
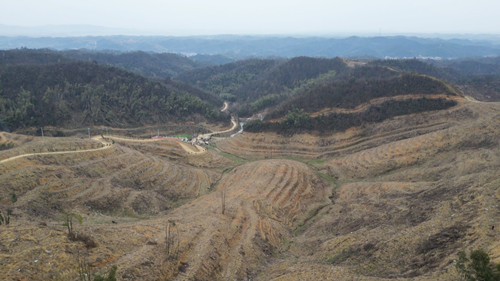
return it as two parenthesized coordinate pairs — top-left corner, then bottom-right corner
(219, 96), (467, 159)
(1, 100), (499, 280)
(0, 138), (218, 218)
(0, 156), (329, 280)
(148, 160), (330, 280)
(251, 102), (500, 280)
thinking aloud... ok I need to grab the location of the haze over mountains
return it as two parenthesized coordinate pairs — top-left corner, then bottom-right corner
(2, 33), (500, 59)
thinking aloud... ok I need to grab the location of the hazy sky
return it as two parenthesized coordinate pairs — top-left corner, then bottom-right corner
(1, 0), (499, 35)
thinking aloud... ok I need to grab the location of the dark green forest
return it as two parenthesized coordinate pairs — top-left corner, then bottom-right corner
(371, 58), (500, 101)
(266, 73), (458, 120)
(0, 61), (227, 131)
(62, 50), (203, 78)
(246, 98), (457, 135)
(0, 49), (209, 78)
(2, 48), (499, 135)
(177, 57), (349, 116)
(176, 58), (282, 99)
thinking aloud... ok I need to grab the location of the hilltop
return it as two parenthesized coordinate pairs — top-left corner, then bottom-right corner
(0, 49), (228, 132)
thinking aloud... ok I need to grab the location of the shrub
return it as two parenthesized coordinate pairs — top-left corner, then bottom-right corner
(456, 249), (500, 281)
(93, 265), (117, 281)
(0, 209), (12, 225)
(0, 141), (15, 150)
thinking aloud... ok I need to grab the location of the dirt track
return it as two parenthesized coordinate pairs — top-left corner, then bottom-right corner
(0, 128), (218, 164)
(197, 116), (238, 141)
(0, 136), (112, 164)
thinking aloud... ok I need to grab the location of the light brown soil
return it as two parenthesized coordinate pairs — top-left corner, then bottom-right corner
(1, 99), (499, 280)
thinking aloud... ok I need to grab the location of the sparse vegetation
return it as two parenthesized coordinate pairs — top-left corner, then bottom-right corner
(64, 213), (97, 248)
(0, 141), (15, 150)
(165, 220), (180, 259)
(10, 192), (17, 203)
(64, 212), (82, 238)
(76, 250), (117, 281)
(93, 265), (117, 281)
(0, 209), (12, 225)
(220, 189), (226, 215)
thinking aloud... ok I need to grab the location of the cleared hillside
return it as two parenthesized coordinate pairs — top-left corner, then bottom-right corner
(1, 98), (499, 280)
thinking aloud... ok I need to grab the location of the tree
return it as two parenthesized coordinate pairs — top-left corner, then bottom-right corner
(456, 249), (500, 281)
(64, 212), (83, 239)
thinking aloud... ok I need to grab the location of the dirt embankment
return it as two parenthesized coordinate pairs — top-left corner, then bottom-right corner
(218, 97), (470, 159)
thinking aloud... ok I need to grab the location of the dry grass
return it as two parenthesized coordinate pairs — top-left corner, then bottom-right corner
(0, 100), (499, 280)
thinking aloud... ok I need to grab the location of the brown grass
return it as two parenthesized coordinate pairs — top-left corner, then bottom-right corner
(1, 100), (499, 280)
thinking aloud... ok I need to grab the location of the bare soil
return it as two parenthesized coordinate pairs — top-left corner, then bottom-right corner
(1, 98), (499, 280)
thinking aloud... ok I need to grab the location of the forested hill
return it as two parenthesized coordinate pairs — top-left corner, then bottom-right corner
(175, 58), (282, 99)
(245, 72), (461, 135)
(0, 48), (73, 65)
(0, 61), (228, 131)
(0, 49), (214, 79)
(369, 58), (500, 101)
(267, 73), (460, 119)
(61, 50), (203, 78)
(177, 57), (349, 116)
(2, 35), (500, 59)
(233, 57), (348, 101)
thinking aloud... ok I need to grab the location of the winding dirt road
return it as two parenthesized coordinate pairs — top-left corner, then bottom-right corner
(0, 136), (112, 165)
(221, 101), (229, 112)
(1, 101), (236, 162)
(197, 116), (238, 141)
(104, 135), (207, 155)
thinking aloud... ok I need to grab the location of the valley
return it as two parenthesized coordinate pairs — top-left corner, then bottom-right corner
(1, 49), (500, 280)
(1, 95), (499, 280)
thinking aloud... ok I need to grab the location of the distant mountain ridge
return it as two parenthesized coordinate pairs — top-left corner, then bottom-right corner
(0, 48), (231, 79)
(1, 35), (500, 59)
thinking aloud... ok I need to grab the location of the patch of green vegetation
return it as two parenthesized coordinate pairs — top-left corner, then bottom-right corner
(220, 93), (236, 102)
(172, 134), (192, 139)
(327, 247), (360, 264)
(0, 141), (15, 150)
(294, 223), (307, 235)
(110, 208), (149, 220)
(93, 265), (117, 281)
(293, 204), (327, 235)
(308, 159), (327, 165)
(219, 151), (248, 165)
(271, 236), (293, 259)
(0, 56), (227, 130)
(282, 155), (307, 163)
(456, 249), (500, 281)
(316, 171), (337, 184)
(0, 209), (12, 225)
